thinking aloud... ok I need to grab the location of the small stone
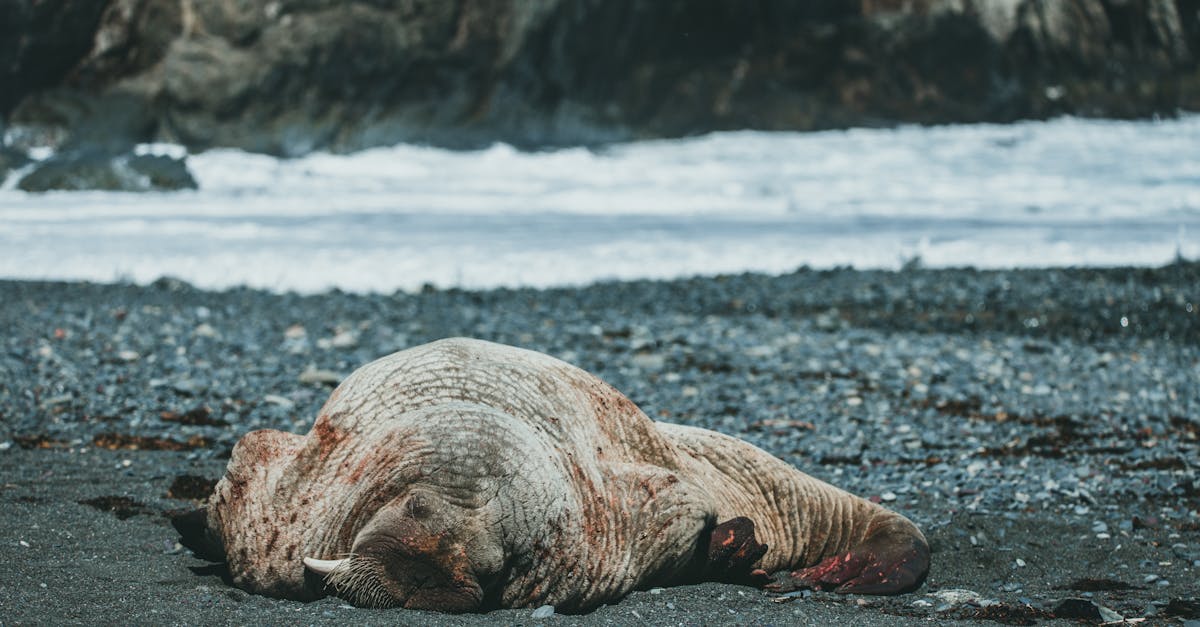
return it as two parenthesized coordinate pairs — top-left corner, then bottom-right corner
(318, 330), (359, 350)
(1053, 598), (1104, 620)
(172, 379), (204, 395)
(630, 353), (665, 370)
(194, 323), (219, 338)
(1132, 515), (1158, 529)
(264, 394), (295, 409)
(933, 588), (991, 606)
(330, 330), (358, 348)
(880, 491), (897, 502)
(531, 605), (554, 619)
(1015, 559), (1026, 567)
(19, 540), (30, 547)
(299, 368), (342, 385)
(1096, 605), (1124, 623)
(117, 350), (140, 362)
(648, 588), (664, 595)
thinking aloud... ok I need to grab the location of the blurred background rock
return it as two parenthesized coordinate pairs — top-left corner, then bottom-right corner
(2, 0), (1197, 163)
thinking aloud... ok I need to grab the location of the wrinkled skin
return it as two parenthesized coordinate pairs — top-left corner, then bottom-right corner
(195, 338), (928, 612)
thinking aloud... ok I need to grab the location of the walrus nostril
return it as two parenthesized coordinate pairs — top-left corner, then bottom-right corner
(303, 557), (347, 575)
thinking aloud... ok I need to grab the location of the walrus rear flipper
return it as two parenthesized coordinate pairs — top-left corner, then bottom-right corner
(767, 516), (929, 595)
(705, 517), (770, 586)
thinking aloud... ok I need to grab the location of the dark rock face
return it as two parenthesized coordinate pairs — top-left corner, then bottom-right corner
(2, 0), (1198, 155)
(0, 118), (30, 182)
(17, 150), (197, 192)
(0, 0), (111, 116)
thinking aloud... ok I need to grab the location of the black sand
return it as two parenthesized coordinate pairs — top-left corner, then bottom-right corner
(1, 264), (1198, 625)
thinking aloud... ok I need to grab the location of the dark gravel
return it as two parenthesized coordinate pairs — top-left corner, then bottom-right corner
(1, 263), (1198, 625)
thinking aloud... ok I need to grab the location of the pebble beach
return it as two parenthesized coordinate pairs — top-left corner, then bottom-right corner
(1, 263), (1197, 625)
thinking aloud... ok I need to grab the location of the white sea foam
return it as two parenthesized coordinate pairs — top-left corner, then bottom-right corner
(1, 116), (1197, 293)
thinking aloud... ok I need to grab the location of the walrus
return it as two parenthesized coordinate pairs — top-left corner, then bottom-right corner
(181, 337), (928, 612)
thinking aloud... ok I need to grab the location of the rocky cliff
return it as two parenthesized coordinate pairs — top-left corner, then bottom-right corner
(2, 0), (1198, 159)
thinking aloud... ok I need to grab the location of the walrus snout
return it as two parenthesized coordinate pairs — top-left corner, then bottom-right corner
(306, 491), (496, 611)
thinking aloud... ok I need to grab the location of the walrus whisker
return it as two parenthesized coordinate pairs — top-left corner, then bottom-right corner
(323, 555), (394, 608)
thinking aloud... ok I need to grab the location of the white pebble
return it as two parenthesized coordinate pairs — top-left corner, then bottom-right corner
(194, 323), (219, 338)
(263, 394), (295, 408)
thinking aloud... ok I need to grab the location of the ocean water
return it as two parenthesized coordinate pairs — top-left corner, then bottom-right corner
(1, 116), (1197, 293)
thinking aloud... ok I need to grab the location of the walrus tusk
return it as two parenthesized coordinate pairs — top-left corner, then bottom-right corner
(303, 557), (346, 574)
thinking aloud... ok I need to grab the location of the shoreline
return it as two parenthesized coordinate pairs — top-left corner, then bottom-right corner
(1, 264), (1197, 624)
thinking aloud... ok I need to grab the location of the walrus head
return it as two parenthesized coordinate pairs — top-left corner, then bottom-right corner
(298, 489), (498, 610)
(185, 413), (506, 611)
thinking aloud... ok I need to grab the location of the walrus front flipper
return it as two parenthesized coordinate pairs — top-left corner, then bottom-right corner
(171, 507), (226, 563)
(705, 517), (770, 586)
(768, 517), (929, 595)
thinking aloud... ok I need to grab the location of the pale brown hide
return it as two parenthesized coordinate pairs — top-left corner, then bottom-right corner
(206, 338), (926, 611)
